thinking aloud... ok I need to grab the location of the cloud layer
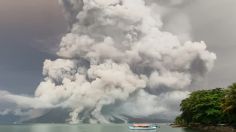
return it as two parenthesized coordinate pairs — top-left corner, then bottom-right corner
(0, 0), (216, 123)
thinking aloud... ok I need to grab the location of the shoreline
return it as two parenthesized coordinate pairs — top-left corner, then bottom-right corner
(170, 123), (236, 132)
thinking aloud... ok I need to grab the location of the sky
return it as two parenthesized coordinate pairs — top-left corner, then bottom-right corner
(0, 0), (235, 123)
(0, 0), (67, 94)
(188, 0), (236, 88)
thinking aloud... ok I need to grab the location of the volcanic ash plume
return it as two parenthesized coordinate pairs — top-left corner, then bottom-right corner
(6, 0), (216, 123)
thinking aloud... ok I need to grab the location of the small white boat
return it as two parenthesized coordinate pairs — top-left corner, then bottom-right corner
(128, 123), (159, 130)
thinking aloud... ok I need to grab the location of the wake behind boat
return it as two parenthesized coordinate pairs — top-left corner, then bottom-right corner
(128, 123), (159, 130)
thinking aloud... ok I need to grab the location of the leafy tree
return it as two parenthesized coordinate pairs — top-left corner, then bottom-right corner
(174, 116), (186, 125)
(222, 83), (236, 125)
(178, 88), (225, 125)
(176, 83), (236, 126)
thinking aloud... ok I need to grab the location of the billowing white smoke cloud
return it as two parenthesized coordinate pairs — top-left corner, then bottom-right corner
(0, 0), (216, 123)
(0, 90), (52, 122)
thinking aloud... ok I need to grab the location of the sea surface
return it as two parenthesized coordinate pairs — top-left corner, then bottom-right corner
(0, 124), (204, 132)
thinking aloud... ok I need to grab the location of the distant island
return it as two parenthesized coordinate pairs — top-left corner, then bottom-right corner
(174, 83), (236, 131)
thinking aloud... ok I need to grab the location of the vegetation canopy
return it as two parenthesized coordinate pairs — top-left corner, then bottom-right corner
(175, 83), (236, 127)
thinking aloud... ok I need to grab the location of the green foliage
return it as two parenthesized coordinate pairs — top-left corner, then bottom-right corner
(175, 116), (186, 126)
(222, 83), (236, 125)
(176, 83), (236, 126)
(179, 88), (225, 125)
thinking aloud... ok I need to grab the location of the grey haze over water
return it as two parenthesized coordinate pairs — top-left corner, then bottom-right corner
(0, 124), (202, 132)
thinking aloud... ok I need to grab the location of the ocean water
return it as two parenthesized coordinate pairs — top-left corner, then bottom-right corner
(0, 124), (203, 132)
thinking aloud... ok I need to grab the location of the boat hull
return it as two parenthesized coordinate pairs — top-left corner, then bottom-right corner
(128, 126), (158, 130)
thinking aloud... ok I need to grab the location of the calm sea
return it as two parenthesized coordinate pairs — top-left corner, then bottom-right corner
(0, 124), (203, 132)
